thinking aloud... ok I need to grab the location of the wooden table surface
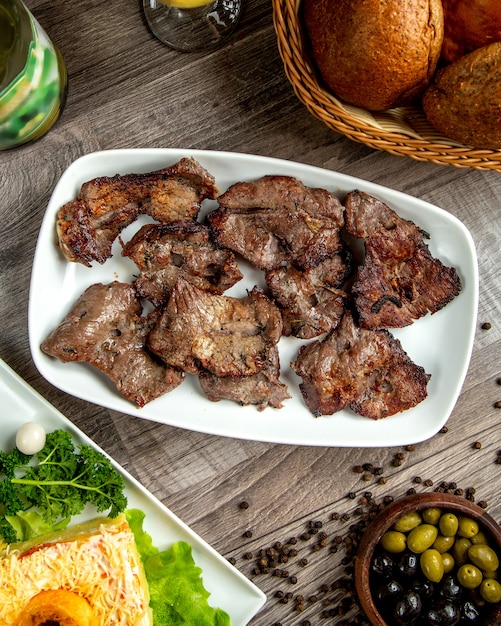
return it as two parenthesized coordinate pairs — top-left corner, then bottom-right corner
(2, 1), (501, 624)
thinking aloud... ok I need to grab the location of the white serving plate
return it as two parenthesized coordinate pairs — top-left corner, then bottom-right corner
(0, 357), (265, 624)
(29, 149), (478, 447)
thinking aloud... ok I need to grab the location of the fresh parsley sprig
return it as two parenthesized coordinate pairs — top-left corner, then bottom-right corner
(0, 429), (127, 543)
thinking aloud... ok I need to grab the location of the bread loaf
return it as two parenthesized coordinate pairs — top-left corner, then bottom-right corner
(441, 0), (501, 63)
(303, 0), (444, 111)
(422, 42), (501, 149)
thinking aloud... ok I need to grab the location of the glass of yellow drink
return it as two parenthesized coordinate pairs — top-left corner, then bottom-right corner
(143, 0), (241, 52)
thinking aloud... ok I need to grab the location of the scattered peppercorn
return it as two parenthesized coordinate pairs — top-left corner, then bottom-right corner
(481, 322), (492, 329)
(237, 477), (490, 624)
(238, 501), (249, 509)
(494, 401), (501, 409)
(472, 441), (482, 449)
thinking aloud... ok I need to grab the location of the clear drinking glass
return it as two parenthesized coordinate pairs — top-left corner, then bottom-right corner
(143, 0), (242, 52)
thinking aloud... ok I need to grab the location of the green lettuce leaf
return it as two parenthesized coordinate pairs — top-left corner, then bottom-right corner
(4, 510), (69, 542)
(126, 509), (230, 626)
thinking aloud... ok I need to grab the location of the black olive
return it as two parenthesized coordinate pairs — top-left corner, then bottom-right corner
(393, 590), (422, 625)
(397, 552), (419, 578)
(460, 600), (482, 623)
(410, 576), (434, 601)
(371, 552), (394, 578)
(426, 599), (460, 626)
(439, 575), (463, 601)
(376, 579), (403, 603)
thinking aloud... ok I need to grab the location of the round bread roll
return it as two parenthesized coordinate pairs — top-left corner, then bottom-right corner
(16, 589), (97, 626)
(303, 0), (444, 111)
(441, 0), (501, 63)
(422, 42), (501, 149)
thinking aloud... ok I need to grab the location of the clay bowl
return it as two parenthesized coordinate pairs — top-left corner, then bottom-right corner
(354, 492), (501, 625)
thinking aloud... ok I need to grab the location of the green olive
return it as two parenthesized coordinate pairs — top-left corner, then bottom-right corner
(480, 578), (501, 603)
(393, 511), (422, 532)
(457, 515), (479, 538)
(422, 507), (442, 525)
(380, 530), (407, 553)
(452, 537), (472, 566)
(407, 523), (439, 554)
(468, 544), (500, 572)
(441, 552), (455, 574)
(439, 512), (459, 537)
(433, 535), (455, 553)
(420, 548), (445, 583)
(457, 563), (483, 589)
(470, 530), (489, 545)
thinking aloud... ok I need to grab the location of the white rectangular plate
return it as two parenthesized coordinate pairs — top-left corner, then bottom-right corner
(0, 357), (265, 624)
(29, 149), (478, 446)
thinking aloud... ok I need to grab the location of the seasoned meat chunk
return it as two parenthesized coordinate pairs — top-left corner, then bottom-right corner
(148, 277), (283, 378)
(291, 311), (430, 419)
(40, 282), (184, 407)
(122, 221), (243, 306)
(198, 346), (290, 410)
(265, 253), (352, 339)
(344, 190), (461, 329)
(208, 175), (345, 270)
(57, 158), (218, 266)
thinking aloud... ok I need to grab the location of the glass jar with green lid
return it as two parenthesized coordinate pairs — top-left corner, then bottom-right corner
(0, 0), (67, 150)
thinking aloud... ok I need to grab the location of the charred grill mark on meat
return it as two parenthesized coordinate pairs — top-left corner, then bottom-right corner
(121, 221), (243, 307)
(198, 346), (291, 410)
(291, 311), (430, 419)
(56, 158), (219, 266)
(147, 277), (284, 379)
(344, 190), (462, 329)
(40, 282), (184, 407)
(207, 175), (345, 271)
(265, 251), (352, 339)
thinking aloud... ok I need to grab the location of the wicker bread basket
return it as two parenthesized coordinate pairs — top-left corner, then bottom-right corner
(272, 0), (501, 173)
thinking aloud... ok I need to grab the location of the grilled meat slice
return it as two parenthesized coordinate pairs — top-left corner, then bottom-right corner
(40, 282), (184, 407)
(57, 158), (219, 266)
(344, 190), (462, 329)
(198, 346), (290, 410)
(265, 253), (352, 339)
(291, 311), (430, 419)
(148, 277), (283, 378)
(208, 175), (345, 270)
(122, 221), (243, 307)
